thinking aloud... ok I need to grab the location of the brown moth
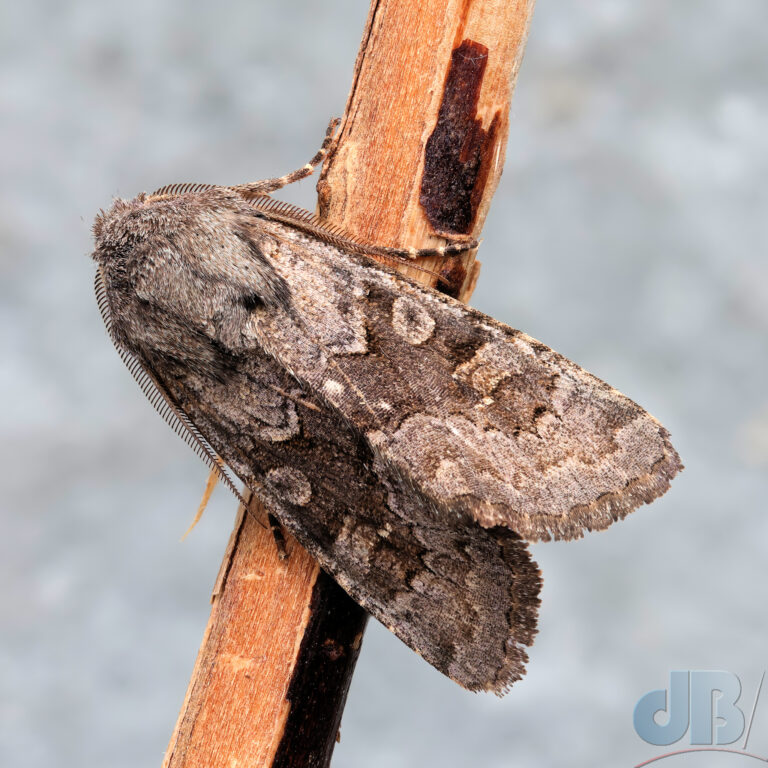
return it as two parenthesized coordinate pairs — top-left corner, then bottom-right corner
(92, 126), (682, 694)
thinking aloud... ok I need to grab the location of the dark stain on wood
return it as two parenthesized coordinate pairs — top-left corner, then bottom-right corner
(272, 570), (368, 768)
(420, 39), (501, 235)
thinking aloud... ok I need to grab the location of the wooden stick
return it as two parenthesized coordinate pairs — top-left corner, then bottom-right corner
(163, 494), (366, 768)
(163, 1), (536, 766)
(319, 0), (536, 301)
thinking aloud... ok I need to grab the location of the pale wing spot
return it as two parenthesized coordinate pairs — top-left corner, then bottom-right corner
(453, 342), (524, 396)
(378, 400), (392, 411)
(534, 410), (559, 439)
(435, 458), (471, 496)
(367, 429), (386, 449)
(266, 467), (312, 506)
(392, 296), (436, 345)
(323, 379), (345, 397)
(338, 515), (374, 566)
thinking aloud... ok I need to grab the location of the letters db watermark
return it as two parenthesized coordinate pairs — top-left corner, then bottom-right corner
(633, 670), (766, 765)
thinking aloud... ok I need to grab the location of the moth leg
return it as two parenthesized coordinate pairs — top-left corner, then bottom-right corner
(241, 191), (480, 291)
(267, 512), (289, 561)
(231, 118), (340, 198)
(356, 237), (479, 262)
(337, 238), (479, 296)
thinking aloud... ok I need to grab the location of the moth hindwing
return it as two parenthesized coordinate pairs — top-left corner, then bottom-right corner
(92, 175), (681, 694)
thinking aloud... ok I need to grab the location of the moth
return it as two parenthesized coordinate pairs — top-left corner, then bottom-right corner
(92, 124), (681, 694)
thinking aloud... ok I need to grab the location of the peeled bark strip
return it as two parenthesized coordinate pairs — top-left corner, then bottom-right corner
(163, 1), (535, 766)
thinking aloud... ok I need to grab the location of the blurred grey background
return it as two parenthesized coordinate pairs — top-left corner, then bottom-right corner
(1, 1), (766, 766)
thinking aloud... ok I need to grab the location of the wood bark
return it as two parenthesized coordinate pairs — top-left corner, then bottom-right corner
(163, 1), (536, 766)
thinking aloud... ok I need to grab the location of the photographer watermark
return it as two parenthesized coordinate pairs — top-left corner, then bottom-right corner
(633, 670), (766, 765)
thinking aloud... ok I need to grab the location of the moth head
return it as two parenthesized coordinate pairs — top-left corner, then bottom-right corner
(92, 189), (292, 329)
(92, 196), (134, 267)
(91, 193), (193, 270)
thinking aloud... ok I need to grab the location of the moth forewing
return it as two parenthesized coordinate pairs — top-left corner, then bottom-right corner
(240, 210), (682, 542)
(92, 179), (680, 693)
